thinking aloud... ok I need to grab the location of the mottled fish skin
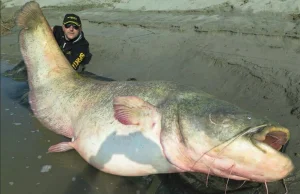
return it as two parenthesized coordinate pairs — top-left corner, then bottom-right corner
(16, 1), (294, 182)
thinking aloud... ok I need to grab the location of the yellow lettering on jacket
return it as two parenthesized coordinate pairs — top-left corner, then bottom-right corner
(72, 53), (85, 69)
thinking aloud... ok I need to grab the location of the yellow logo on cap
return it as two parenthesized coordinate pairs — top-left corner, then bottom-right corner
(67, 16), (77, 20)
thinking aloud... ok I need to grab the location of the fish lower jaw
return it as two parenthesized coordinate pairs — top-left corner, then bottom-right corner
(195, 163), (281, 183)
(191, 151), (293, 183)
(218, 159), (293, 183)
(188, 152), (248, 181)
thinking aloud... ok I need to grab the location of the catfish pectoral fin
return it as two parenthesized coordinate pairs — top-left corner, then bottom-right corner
(113, 96), (160, 130)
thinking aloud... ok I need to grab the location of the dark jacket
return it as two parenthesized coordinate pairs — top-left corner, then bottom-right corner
(53, 26), (92, 72)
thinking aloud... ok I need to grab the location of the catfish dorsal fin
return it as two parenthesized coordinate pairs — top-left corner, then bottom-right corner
(113, 96), (160, 130)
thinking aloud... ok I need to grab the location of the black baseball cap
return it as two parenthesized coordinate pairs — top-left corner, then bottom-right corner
(63, 14), (81, 27)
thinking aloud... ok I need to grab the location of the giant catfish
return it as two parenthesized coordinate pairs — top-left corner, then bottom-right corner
(16, 1), (293, 184)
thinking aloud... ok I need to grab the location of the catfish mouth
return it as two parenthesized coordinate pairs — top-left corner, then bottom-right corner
(251, 125), (290, 152)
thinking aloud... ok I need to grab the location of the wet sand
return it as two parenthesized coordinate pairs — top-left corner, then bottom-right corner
(1, 0), (300, 193)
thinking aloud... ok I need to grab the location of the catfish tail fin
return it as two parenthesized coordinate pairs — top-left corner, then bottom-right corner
(16, 1), (44, 30)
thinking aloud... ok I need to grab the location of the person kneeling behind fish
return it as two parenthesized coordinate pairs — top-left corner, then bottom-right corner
(4, 13), (92, 79)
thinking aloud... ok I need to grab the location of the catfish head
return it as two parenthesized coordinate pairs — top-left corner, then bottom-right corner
(160, 92), (294, 183)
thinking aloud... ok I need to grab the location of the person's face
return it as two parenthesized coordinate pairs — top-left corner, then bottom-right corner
(62, 23), (81, 40)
